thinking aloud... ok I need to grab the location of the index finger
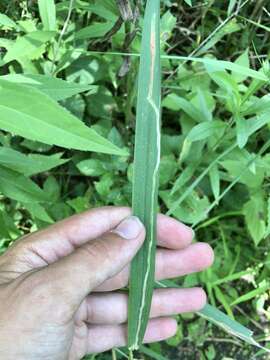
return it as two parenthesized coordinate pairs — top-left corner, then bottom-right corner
(9, 206), (193, 263)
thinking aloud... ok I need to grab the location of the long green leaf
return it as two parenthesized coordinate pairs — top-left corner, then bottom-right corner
(3, 31), (56, 64)
(0, 146), (68, 176)
(0, 165), (48, 203)
(164, 55), (269, 81)
(156, 280), (269, 352)
(199, 304), (268, 349)
(128, 0), (161, 350)
(186, 121), (226, 142)
(75, 22), (114, 40)
(0, 13), (18, 29)
(0, 80), (127, 156)
(88, 51), (268, 81)
(38, 0), (57, 31)
(1, 74), (97, 101)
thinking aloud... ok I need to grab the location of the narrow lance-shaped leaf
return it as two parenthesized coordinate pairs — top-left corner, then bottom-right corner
(88, 51), (269, 81)
(0, 80), (127, 156)
(1, 74), (97, 101)
(128, 0), (161, 351)
(156, 280), (270, 353)
(38, 0), (56, 31)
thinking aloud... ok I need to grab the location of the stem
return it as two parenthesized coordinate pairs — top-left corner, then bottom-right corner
(51, 0), (74, 75)
(112, 348), (117, 360)
(129, 349), (134, 360)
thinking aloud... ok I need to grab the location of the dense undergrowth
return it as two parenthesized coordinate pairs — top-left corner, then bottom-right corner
(0, 0), (270, 359)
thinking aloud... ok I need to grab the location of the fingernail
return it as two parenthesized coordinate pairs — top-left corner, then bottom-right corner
(111, 216), (144, 240)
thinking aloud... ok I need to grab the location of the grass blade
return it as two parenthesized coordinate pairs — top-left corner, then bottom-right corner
(128, 0), (161, 351)
(88, 50), (268, 81)
(38, 0), (56, 31)
(156, 280), (270, 353)
(199, 304), (270, 352)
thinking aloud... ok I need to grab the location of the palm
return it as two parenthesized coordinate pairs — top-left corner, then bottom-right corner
(0, 207), (213, 359)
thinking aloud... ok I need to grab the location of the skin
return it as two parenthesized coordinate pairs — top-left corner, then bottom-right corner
(0, 206), (214, 360)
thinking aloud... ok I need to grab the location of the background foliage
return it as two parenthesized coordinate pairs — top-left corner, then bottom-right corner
(0, 0), (270, 359)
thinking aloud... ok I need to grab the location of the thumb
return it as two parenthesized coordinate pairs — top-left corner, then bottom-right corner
(44, 216), (145, 306)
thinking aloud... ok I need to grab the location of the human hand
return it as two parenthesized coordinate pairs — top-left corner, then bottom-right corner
(0, 206), (214, 360)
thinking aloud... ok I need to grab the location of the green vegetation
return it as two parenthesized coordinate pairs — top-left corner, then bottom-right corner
(128, 0), (161, 351)
(0, 0), (270, 359)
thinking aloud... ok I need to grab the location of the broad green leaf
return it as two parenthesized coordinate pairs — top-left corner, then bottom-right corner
(196, 88), (213, 122)
(1, 74), (97, 101)
(208, 72), (240, 103)
(38, 0), (56, 31)
(221, 155), (264, 189)
(0, 146), (68, 176)
(0, 38), (13, 50)
(160, 10), (177, 46)
(75, 22), (114, 40)
(184, 0), (192, 5)
(94, 173), (114, 197)
(232, 48), (250, 82)
(161, 188), (210, 224)
(44, 176), (60, 202)
(67, 196), (90, 213)
(24, 202), (54, 224)
(86, 3), (118, 21)
(4, 31), (56, 64)
(76, 159), (106, 176)
(186, 121), (226, 142)
(128, 0), (161, 350)
(163, 93), (201, 122)
(0, 165), (48, 203)
(235, 114), (248, 148)
(243, 194), (266, 246)
(159, 155), (177, 187)
(0, 13), (18, 29)
(0, 80), (127, 156)
(209, 164), (220, 201)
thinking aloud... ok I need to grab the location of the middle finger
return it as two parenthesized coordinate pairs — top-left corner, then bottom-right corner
(94, 242), (214, 292)
(76, 287), (206, 325)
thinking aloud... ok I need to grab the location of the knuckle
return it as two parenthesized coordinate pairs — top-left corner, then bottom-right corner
(81, 238), (115, 266)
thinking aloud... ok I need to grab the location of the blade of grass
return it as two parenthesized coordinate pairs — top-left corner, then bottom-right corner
(128, 0), (161, 351)
(230, 283), (270, 306)
(156, 280), (270, 352)
(88, 50), (268, 81)
(199, 304), (269, 350)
